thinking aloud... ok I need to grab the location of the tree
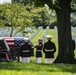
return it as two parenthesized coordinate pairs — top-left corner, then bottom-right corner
(12, 1), (56, 28)
(40, 6), (56, 28)
(54, 0), (74, 63)
(71, 12), (76, 27)
(12, 0), (30, 5)
(0, 4), (7, 27)
(71, 0), (76, 27)
(31, 6), (56, 28)
(0, 3), (34, 37)
(30, 0), (76, 63)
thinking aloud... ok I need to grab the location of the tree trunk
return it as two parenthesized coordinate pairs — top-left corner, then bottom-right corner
(10, 28), (13, 37)
(54, 0), (75, 63)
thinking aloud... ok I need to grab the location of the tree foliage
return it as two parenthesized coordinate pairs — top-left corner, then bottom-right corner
(12, 0), (30, 5)
(0, 3), (34, 36)
(71, 0), (76, 27)
(0, 2), (56, 36)
(31, 5), (56, 28)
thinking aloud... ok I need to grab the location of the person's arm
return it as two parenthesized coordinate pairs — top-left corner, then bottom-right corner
(34, 45), (38, 48)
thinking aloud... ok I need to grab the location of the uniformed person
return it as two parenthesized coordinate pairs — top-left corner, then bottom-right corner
(35, 38), (43, 63)
(28, 40), (34, 57)
(20, 38), (31, 63)
(43, 35), (56, 64)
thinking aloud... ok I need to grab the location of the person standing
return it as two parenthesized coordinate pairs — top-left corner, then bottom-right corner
(43, 35), (56, 64)
(35, 38), (43, 63)
(28, 40), (34, 57)
(20, 38), (31, 63)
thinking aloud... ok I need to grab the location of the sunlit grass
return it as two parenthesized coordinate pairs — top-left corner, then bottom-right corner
(25, 29), (36, 37)
(31, 29), (45, 44)
(0, 62), (76, 75)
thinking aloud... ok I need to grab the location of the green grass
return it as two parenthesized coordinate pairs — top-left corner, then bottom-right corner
(25, 29), (36, 37)
(72, 30), (76, 35)
(0, 29), (76, 75)
(0, 62), (76, 75)
(31, 29), (45, 44)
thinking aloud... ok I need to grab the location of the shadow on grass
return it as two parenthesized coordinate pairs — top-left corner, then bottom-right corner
(0, 62), (76, 73)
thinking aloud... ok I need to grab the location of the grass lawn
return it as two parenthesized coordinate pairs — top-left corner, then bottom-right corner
(25, 29), (36, 37)
(31, 29), (45, 44)
(0, 62), (76, 75)
(0, 29), (76, 75)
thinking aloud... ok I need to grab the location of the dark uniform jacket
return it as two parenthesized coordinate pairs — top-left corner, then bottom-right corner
(35, 43), (43, 57)
(28, 41), (34, 56)
(20, 42), (31, 57)
(43, 41), (56, 58)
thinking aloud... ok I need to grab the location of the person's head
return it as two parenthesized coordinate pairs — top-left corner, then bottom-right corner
(46, 35), (52, 41)
(38, 38), (43, 43)
(24, 38), (29, 43)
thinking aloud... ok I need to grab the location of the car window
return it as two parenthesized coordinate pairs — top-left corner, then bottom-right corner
(0, 40), (7, 50)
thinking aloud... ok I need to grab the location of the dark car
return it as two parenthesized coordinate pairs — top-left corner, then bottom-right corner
(0, 39), (11, 61)
(0, 52), (10, 62)
(0, 38), (19, 61)
(0, 39), (10, 54)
